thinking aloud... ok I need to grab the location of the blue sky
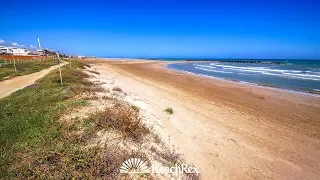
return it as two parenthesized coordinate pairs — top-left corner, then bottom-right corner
(0, 0), (319, 59)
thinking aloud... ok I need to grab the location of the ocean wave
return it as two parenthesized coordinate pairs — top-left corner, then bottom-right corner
(238, 81), (259, 86)
(237, 73), (252, 76)
(283, 72), (320, 78)
(212, 64), (303, 73)
(262, 72), (320, 81)
(195, 67), (233, 74)
(202, 63), (320, 81)
(194, 64), (216, 69)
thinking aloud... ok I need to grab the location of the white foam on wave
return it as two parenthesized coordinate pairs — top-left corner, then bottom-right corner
(262, 72), (320, 81)
(224, 68), (265, 73)
(283, 72), (320, 78)
(194, 64), (216, 69)
(238, 81), (260, 86)
(237, 73), (251, 76)
(195, 66), (233, 74)
(214, 64), (302, 73)
(204, 63), (320, 81)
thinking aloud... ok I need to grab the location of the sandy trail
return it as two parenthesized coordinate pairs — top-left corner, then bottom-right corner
(88, 60), (320, 180)
(0, 62), (67, 99)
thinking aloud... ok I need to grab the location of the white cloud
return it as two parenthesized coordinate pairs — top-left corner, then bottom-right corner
(20, 45), (24, 47)
(12, 42), (18, 46)
(0, 39), (4, 43)
(30, 45), (36, 49)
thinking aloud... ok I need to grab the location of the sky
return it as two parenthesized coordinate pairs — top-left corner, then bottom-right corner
(0, 0), (319, 59)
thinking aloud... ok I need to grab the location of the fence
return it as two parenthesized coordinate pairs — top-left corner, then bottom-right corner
(0, 55), (47, 61)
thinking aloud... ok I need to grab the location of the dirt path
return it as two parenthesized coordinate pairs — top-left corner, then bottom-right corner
(87, 60), (320, 180)
(0, 62), (67, 99)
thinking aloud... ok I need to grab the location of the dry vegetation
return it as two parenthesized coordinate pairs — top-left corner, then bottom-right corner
(89, 103), (150, 142)
(87, 70), (100, 75)
(112, 86), (123, 92)
(165, 107), (174, 115)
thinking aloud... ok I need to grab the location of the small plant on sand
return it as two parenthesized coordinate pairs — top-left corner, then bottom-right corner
(87, 103), (150, 142)
(87, 70), (100, 75)
(131, 105), (140, 112)
(112, 87), (123, 92)
(165, 108), (174, 115)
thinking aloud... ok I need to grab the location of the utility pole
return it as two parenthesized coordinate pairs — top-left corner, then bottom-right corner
(56, 53), (63, 86)
(12, 56), (17, 73)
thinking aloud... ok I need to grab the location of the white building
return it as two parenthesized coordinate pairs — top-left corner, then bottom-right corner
(37, 49), (44, 55)
(10, 47), (30, 55)
(0, 46), (10, 54)
(0, 46), (30, 55)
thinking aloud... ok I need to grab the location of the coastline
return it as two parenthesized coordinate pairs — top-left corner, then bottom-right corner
(99, 58), (320, 97)
(85, 58), (320, 179)
(167, 65), (320, 97)
(165, 61), (320, 96)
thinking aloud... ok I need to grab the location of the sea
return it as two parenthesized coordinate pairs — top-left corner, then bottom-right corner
(164, 59), (320, 95)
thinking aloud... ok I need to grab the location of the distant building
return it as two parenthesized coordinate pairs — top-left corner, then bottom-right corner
(37, 49), (44, 56)
(10, 47), (30, 55)
(0, 46), (9, 54)
(0, 46), (30, 55)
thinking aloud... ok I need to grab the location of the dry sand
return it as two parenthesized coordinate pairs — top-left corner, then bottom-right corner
(87, 59), (320, 180)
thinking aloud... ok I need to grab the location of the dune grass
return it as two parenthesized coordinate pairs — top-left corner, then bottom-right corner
(131, 105), (140, 112)
(112, 86), (123, 92)
(0, 60), (153, 179)
(165, 107), (174, 115)
(0, 59), (57, 81)
(88, 103), (150, 142)
(0, 61), (93, 177)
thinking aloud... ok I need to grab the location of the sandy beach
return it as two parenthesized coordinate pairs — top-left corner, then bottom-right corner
(86, 59), (320, 179)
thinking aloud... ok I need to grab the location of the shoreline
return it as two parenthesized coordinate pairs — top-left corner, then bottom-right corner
(99, 58), (320, 97)
(165, 61), (320, 96)
(167, 65), (320, 97)
(85, 59), (320, 179)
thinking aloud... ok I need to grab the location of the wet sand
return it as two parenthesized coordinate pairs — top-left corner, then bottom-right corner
(88, 59), (320, 179)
